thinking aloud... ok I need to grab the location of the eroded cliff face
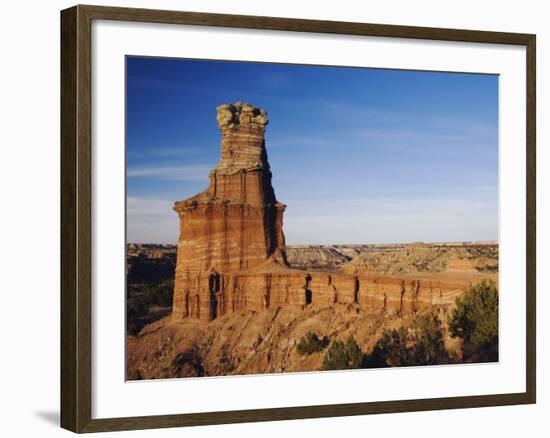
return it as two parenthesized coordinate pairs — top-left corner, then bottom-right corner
(171, 103), (493, 324)
(172, 103), (287, 321)
(175, 270), (476, 322)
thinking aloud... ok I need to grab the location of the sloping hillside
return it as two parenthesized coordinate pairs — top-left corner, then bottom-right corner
(127, 303), (459, 379)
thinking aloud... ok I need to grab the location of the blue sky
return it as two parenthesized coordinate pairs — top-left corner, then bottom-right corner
(126, 57), (498, 245)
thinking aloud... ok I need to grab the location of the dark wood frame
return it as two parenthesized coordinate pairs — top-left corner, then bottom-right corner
(61, 4), (536, 433)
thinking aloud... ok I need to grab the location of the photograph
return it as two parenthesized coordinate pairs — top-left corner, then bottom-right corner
(1, 0), (542, 435)
(125, 56), (499, 380)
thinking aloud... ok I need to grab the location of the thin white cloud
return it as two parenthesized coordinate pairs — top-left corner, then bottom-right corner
(125, 194), (497, 245)
(126, 197), (178, 243)
(151, 146), (206, 157)
(269, 135), (333, 149)
(126, 145), (208, 158)
(257, 71), (291, 91)
(283, 195), (497, 245)
(127, 164), (211, 181)
(127, 197), (173, 214)
(359, 124), (496, 146)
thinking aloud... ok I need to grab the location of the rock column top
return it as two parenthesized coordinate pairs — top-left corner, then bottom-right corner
(212, 102), (270, 176)
(216, 102), (268, 129)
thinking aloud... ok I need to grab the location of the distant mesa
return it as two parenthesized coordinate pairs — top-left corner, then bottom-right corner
(171, 103), (495, 322)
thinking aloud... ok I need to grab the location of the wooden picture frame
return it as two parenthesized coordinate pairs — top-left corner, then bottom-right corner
(61, 4), (536, 433)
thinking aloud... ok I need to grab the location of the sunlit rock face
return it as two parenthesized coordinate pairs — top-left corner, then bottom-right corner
(172, 103), (288, 321)
(172, 103), (473, 322)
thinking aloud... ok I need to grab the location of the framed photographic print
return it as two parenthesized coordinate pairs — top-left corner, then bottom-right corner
(60, 4), (536, 433)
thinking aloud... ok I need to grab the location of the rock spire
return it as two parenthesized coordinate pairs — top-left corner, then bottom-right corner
(172, 103), (287, 320)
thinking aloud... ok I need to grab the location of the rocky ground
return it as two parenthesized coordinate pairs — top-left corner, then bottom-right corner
(126, 241), (498, 379)
(126, 303), (461, 380)
(341, 243), (498, 275)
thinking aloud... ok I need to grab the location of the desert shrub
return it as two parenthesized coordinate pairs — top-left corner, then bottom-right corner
(363, 327), (409, 368)
(321, 336), (363, 370)
(144, 279), (174, 307)
(172, 346), (205, 377)
(127, 255), (176, 284)
(127, 368), (142, 381)
(363, 314), (448, 367)
(409, 314), (449, 365)
(126, 279), (174, 336)
(448, 279), (498, 362)
(297, 332), (329, 356)
(219, 348), (235, 373)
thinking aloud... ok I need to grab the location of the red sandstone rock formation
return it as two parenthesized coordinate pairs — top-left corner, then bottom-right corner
(172, 103), (486, 323)
(173, 103), (288, 320)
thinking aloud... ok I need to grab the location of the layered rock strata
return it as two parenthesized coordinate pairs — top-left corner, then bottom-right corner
(173, 103), (287, 320)
(172, 103), (475, 322)
(177, 270), (469, 321)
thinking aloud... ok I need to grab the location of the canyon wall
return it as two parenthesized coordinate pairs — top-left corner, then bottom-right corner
(177, 270), (467, 321)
